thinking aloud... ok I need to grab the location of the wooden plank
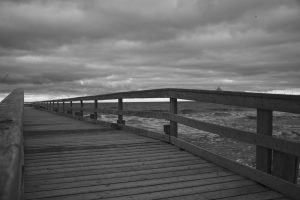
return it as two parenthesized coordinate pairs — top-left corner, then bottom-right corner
(25, 173), (238, 199)
(25, 164), (220, 186)
(26, 167), (227, 192)
(25, 145), (176, 161)
(25, 153), (195, 171)
(25, 160), (210, 181)
(170, 136), (300, 200)
(25, 156), (201, 176)
(163, 185), (269, 200)
(220, 191), (283, 200)
(28, 178), (253, 200)
(25, 150), (188, 166)
(256, 109), (272, 173)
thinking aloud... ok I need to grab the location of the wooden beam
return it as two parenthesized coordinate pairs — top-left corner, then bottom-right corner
(170, 98), (178, 137)
(272, 151), (299, 183)
(80, 100), (83, 117)
(70, 101), (73, 115)
(256, 109), (272, 174)
(0, 89), (24, 200)
(94, 99), (98, 120)
(117, 98), (125, 125)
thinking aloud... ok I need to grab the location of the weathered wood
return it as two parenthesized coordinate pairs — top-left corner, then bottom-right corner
(24, 107), (294, 200)
(117, 98), (125, 125)
(42, 88), (300, 113)
(93, 99), (97, 119)
(80, 100), (83, 117)
(58, 108), (300, 157)
(272, 151), (299, 183)
(169, 88), (300, 114)
(70, 101), (72, 115)
(0, 89), (24, 200)
(170, 98), (178, 137)
(170, 136), (300, 200)
(256, 109), (272, 173)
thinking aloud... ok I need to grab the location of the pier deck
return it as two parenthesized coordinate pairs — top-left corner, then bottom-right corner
(24, 107), (289, 200)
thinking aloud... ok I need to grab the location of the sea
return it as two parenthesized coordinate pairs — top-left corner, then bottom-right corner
(71, 101), (300, 168)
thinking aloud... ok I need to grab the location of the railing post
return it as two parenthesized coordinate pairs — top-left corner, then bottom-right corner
(256, 109), (272, 173)
(62, 101), (65, 113)
(170, 98), (178, 137)
(272, 150), (299, 183)
(80, 100), (83, 117)
(52, 102), (54, 112)
(70, 101), (73, 115)
(94, 99), (98, 119)
(56, 101), (59, 112)
(117, 98), (125, 125)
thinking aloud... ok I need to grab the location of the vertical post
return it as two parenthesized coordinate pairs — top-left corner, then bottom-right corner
(52, 102), (55, 112)
(62, 101), (65, 113)
(170, 98), (178, 137)
(94, 99), (98, 119)
(80, 100), (83, 117)
(256, 109), (272, 173)
(70, 101), (73, 115)
(117, 98), (125, 124)
(272, 151), (299, 183)
(56, 102), (59, 112)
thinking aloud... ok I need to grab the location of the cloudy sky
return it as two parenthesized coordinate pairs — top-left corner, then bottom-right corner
(1, 0), (300, 101)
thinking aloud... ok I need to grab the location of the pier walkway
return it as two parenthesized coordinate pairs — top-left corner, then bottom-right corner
(23, 107), (288, 200)
(1, 88), (300, 200)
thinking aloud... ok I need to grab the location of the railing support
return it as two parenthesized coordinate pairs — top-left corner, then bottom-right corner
(94, 99), (98, 119)
(80, 100), (83, 117)
(272, 151), (299, 183)
(117, 98), (125, 125)
(62, 101), (65, 113)
(56, 102), (59, 112)
(70, 101), (73, 115)
(256, 109), (272, 173)
(170, 98), (178, 137)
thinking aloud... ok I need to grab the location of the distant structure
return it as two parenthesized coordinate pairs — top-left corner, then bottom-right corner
(216, 86), (222, 91)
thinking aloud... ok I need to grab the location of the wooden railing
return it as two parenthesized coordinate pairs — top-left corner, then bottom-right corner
(0, 89), (24, 200)
(34, 88), (300, 199)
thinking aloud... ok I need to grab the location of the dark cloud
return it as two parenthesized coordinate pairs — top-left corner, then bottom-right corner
(0, 0), (300, 101)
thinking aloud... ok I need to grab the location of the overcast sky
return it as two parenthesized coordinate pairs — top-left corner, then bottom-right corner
(1, 0), (300, 101)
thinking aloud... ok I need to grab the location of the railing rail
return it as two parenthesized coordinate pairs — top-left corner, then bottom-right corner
(0, 89), (24, 200)
(33, 88), (300, 199)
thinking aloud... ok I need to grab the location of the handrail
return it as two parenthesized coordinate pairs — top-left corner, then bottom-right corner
(41, 88), (300, 113)
(0, 89), (24, 200)
(33, 88), (300, 199)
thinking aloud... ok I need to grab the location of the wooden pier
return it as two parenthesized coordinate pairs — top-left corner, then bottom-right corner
(1, 88), (300, 200)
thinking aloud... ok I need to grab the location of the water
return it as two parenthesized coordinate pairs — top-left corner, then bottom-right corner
(70, 101), (300, 167)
